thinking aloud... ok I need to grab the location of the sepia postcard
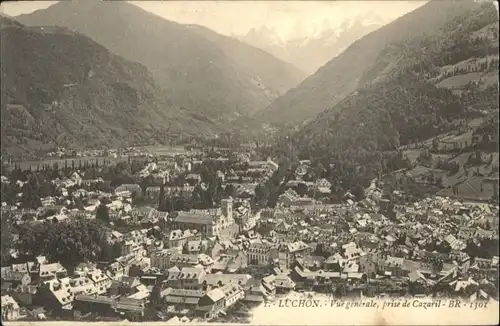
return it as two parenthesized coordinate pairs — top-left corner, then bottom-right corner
(0, 0), (499, 325)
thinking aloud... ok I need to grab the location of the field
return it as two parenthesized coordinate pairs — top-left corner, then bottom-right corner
(437, 72), (484, 90)
(437, 176), (496, 201)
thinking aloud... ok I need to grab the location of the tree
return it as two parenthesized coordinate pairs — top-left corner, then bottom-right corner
(352, 184), (365, 201)
(224, 184), (236, 198)
(21, 174), (42, 209)
(296, 183), (309, 197)
(1, 211), (14, 266)
(435, 176), (444, 187)
(96, 203), (110, 224)
(158, 184), (166, 211)
(18, 219), (109, 270)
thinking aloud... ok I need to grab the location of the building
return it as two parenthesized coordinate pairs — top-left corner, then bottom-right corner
(38, 276), (97, 313)
(271, 274), (296, 294)
(1, 295), (23, 321)
(115, 184), (143, 199)
(34, 263), (67, 281)
(279, 189), (315, 207)
(185, 240), (210, 255)
(114, 297), (146, 320)
(243, 278), (272, 304)
(73, 295), (115, 316)
(196, 288), (225, 320)
(168, 253), (200, 269)
(201, 274), (252, 289)
(167, 229), (200, 249)
(165, 267), (206, 290)
(160, 288), (204, 309)
(88, 269), (112, 295)
(284, 241), (311, 268)
(247, 242), (277, 266)
(150, 249), (179, 271)
(145, 187), (161, 201)
(173, 198), (234, 237)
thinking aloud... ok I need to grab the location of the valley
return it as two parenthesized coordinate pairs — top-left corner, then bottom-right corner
(0, 1), (499, 324)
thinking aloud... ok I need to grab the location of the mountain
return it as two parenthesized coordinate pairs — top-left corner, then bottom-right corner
(0, 16), (219, 158)
(258, 0), (496, 127)
(289, 0), (498, 190)
(16, 0), (305, 121)
(236, 13), (385, 75)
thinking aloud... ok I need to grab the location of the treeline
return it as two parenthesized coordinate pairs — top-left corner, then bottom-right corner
(254, 165), (293, 208)
(1, 160), (150, 208)
(473, 114), (499, 151)
(13, 219), (121, 270)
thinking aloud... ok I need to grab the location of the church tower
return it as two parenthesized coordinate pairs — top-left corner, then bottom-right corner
(221, 197), (233, 223)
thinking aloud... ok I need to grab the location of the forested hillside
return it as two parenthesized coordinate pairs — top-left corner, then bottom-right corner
(276, 0), (498, 194)
(0, 17), (219, 158)
(16, 0), (304, 122)
(258, 0), (495, 126)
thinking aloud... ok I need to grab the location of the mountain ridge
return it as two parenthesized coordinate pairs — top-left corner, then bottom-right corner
(257, 0), (491, 127)
(236, 13), (385, 75)
(285, 0), (498, 191)
(0, 16), (220, 159)
(16, 0), (305, 121)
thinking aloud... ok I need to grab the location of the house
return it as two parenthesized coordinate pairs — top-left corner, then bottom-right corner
(1, 295), (23, 321)
(212, 251), (247, 273)
(73, 295), (116, 316)
(167, 229), (200, 249)
(274, 220), (292, 234)
(1, 267), (31, 288)
(315, 179), (332, 194)
(74, 262), (97, 277)
(145, 208), (169, 226)
(41, 196), (56, 207)
(145, 187), (161, 201)
(35, 263), (67, 281)
(201, 274), (252, 289)
(342, 242), (365, 260)
(38, 276), (96, 313)
(168, 253), (200, 270)
(115, 184), (143, 199)
(109, 276), (142, 297)
(167, 267), (206, 290)
(185, 240), (210, 255)
(114, 297), (146, 320)
(243, 279), (271, 304)
(279, 189), (299, 207)
(88, 269), (112, 295)
(160, 288), (204, 310)
(284, 241), (311, 268)
(279, 188), (316, 207)
(150, 249), (179, 271)
(270, 274), (296, 294)
(196, 288), (226, 320)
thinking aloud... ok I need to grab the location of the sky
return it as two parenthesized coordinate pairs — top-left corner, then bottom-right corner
(1, 1), (427, 41)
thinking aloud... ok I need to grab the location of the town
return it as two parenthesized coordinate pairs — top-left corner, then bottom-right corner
(1, 145), (498, 322)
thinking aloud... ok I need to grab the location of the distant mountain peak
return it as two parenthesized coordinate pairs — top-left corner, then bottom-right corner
(237, 15), (386, 74)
